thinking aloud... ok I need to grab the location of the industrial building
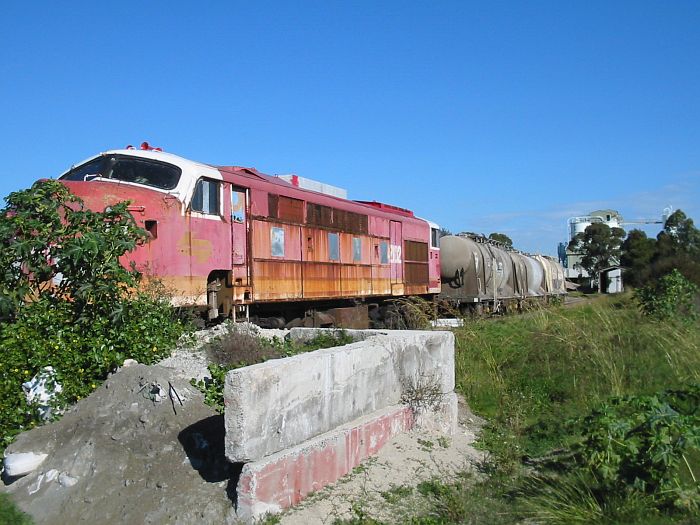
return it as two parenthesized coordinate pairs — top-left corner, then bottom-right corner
(558, 208), (668, 293)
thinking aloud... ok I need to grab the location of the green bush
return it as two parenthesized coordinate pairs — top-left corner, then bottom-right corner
(636, 269), (698, 321)
(571, 387), (700, 508)
(0, 181), (186, 453)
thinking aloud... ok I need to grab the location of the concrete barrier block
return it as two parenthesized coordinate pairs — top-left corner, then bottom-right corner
(235, 404), (414, 521)
(413, 391), (459, 435)
(225, 330), (454, 462)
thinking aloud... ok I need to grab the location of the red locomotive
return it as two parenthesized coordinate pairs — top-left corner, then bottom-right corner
(59, 143), (441, 327)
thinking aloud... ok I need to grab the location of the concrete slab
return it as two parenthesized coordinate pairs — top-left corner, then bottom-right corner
(224, 330), (454, 462)
(235, 404), (414, 521)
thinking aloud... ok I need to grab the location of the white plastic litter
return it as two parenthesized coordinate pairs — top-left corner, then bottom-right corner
(122, 359), (139, 367)
(58, 472), (78, 487)
(28, 472), (45, 494)
(45, 469), (59, 482)
(22, 366), (63, 420)
(431, 318), (464, 328)
(3, 452), (48, 477)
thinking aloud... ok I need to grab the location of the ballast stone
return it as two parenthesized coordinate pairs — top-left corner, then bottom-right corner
(224, 329), (454, 462)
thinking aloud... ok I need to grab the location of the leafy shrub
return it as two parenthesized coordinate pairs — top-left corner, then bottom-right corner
(190, 363), (230, 415)
(0, 181), (186, 453)
(575, 386), (699, 499)
(636, 269), (698, 321)
(0, 180), (146, 321)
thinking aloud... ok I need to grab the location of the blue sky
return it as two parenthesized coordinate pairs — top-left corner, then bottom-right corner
(1, 1), (698, 255)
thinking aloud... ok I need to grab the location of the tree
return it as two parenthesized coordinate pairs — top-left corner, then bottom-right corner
(655, 209), (700, 259)
(620, 229), (656, 287)
(488, 232), (513, 247)
(653, 209), (700, 286)
(568, 223), (625, 292)
(438, 227), (452, 238)
(0, 180), (146, 321)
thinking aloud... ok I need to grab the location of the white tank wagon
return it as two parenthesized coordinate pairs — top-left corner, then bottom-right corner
(439, 234), (567, 314)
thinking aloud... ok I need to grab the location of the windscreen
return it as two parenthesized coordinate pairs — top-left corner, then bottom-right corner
(60, 155), (181, 190)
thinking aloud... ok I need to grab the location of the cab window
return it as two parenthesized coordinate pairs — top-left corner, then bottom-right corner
(61, 156), (181, 190)
(60, 158), (105, 181)
(431, 228), (440, 249)
(110, 158), (180, 189)
(192, 179), (220, 215)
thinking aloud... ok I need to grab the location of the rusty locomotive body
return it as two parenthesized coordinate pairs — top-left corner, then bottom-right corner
(59, 145), (441, 326)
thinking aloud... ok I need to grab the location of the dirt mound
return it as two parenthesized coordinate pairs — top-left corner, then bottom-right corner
(1, 364), (238, 524)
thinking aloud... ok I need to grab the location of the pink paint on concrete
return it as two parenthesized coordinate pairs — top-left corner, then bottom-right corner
(236, 405), (414, 520)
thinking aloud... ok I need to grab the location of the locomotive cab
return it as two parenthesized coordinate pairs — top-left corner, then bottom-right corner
(58, 146), (235, 312)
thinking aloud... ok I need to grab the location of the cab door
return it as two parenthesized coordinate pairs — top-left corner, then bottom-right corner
(186, 178), (232, 276)
(230, 186), (250, 284)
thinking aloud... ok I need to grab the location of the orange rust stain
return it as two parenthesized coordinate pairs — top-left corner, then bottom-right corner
(177, 231), (213, 264)
(100, 193), (121, 207)
(253, 261), (302, 300)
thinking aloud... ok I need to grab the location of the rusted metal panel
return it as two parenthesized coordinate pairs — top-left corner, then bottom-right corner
(371, 264), (391, 295)
(231, 265), (249, 286)
(391, 283), (405, 296)
(369, 216), (390, 238)
(429, 246), (440, 293)
(302, 262), (342, 298)
(306, 202), (333, 228)
(250, 188), (269, 216)
(253, 261), (302, 300)
(328, 305), (369, 329)
(404, 283), (429, 296)
(144, 275), (208, 307)
(405, 262), (429, 285)
(277, 195), (305, 223)
(332, 209), (368, 234)
(305, 203), (368, 235)
(404, 240), (429, 286)
(252, 220), (302, 261)
(302, 227), (331, 262)
(404, 240), (428, 262)
(340, 234), (371, 265)
(340, 265), (373, 296)
(268, 194), (279, 219)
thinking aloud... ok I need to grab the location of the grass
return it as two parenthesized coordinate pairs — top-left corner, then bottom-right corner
(0, 494), (33, 525)
(455, 295), (699, 458)
(334, 292), (700, 524)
